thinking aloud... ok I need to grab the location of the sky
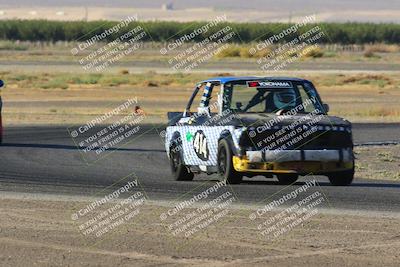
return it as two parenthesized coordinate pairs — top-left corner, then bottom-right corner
(0, 0), (399, 23)
(0, 0), (399, 10)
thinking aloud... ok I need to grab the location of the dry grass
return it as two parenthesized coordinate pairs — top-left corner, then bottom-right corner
(301, 46), (324, 58)
(215, 45), (242, 58)
(364, 44), (400, 58)
(340, 74), (392, 86)
(1, 71), (400, 125)
(216, 44), (324, 59)
(1, 41), (400, 65)
(306, 73), (400, 121)
(364, 43), (400, 53)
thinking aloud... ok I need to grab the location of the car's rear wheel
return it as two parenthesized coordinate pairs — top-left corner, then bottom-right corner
(276, 174), (298, 185)
(217, 139), (242, 184)
(328, 170), (354, 186)
(169, 144), (194, 181)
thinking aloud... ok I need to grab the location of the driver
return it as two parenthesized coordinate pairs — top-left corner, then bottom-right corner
(273, 89), (296, 110)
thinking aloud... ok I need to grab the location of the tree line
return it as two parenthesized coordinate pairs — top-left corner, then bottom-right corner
(0, 20), (398, 44)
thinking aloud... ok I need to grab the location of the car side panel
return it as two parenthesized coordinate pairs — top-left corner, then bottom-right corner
(165, 126), (239, 166)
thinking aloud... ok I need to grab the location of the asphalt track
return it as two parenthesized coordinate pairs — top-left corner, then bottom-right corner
(0, 123), (399, 213)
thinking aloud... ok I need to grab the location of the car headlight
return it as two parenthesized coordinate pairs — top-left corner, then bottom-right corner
(233, 127), (246, 139)
(233, 127), (247, 149)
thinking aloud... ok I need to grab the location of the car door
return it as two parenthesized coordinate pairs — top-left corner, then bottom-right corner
(177, 82), (221, 166)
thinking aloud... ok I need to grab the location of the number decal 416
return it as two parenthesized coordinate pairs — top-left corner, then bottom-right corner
(193, 130), (209, 161)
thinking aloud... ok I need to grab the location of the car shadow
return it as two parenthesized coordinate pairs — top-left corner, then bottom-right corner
(241, 180), (400, 188)
(347, 181), (400, 188)
(194, 178), (400, 188)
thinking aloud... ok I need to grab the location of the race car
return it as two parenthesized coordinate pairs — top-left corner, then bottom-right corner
(165, 77), (354, 186)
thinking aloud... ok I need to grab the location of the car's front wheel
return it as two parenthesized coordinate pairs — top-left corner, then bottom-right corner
(169, 144), (194, 181)
(217, 139), (242, 184)
(328, 170), (354, 186)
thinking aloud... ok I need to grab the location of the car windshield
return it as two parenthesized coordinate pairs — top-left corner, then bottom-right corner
(226, 80), (323, 114)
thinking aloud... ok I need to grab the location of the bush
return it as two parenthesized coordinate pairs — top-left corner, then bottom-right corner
(143, 80), (158, 87)
(254, 48), (273, 58)
(364, 49), (380, 58)
(40, 79), (68, 89)
(239, 47), (254, 58)
(216, 46), (241, 58)
(302, 46), (324, 58)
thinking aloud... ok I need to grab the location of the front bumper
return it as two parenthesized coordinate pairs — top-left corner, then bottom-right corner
(233, 148), (354, 174)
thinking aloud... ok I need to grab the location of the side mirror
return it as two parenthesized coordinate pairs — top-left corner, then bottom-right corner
(322, 103), (330, 113)
(0, 80), (4, 87)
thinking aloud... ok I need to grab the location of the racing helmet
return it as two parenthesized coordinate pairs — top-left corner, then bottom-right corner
(273, 89), (296, 109)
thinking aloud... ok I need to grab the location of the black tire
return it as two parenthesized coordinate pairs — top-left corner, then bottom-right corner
(217, 139), (242, 184)
(276, 174), (299, 185)
(169, 144), (194, 181)
(328, 170), (354, 186)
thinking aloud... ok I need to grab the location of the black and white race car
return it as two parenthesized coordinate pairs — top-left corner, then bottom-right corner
(165, 77), (354, 186)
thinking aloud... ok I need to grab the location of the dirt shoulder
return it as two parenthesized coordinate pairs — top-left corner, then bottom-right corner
(355, 145), (400, 181)
(1, 194), (400, 267)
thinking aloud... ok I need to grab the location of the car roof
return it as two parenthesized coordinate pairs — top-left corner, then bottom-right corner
(200, 76), (310, 84)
